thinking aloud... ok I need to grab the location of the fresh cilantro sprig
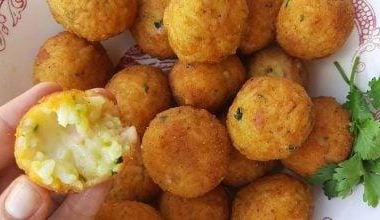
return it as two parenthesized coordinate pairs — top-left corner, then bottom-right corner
(308, 57), (380, 207)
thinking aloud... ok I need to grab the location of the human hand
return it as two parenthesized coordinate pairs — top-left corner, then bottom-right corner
(0, 83), (114, 220)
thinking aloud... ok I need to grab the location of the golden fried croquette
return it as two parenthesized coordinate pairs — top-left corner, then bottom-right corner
(97, 201), (161, 220)
(33, 32), (113, 90)
(131, 0), (174, 58)
(163, 0), (248, 63)
(227, 77), (314, 161)
(106, 65), (172, 136)
(159, 186), (230, 220)
(169, 56), (246, 112)
(282, 97), (353, 177)
(239, 0), (283, 54)
(142, 106), (230, 198)
(232, 174), (313, 220)
(247, 45), (308, 87)
(276, 0), (355, 60)
(14, 90), (138, 193)
(107, 144), (160, 202)
(47, 0), (137, 41)
(223, 147), (277, 187)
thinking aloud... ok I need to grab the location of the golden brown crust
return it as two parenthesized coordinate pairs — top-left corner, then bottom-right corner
(223, 147), (277, 187)
(97, 201), (162, 220)
(107, 144), (160, 202)
(282, 97), (353, 177)
(163, 0), (248, 63)
(227, 76), (314, 161)
(47, 0), (137, 41)
(159, 186), (230, 220)
(106, 65), (172, 136)
(131, 0), (175, 58)
(247, 45), (308, 87)
(142, 106), (230, 198)
(276, 0), (355, 60)
(169, 56), (246, 112)
(239, 0), (283, 54)
(232, 174), (313, 220)
(33, 32), (113, 90)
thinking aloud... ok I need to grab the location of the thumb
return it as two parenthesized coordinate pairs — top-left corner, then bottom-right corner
(0, 175), (51, 220)
(49, 181), (112, 220)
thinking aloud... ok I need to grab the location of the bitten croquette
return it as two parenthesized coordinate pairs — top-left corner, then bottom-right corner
(282, 97), (353, 177)
(227, 77), (314, 161)
(142, 106), (230, 198)
(106, 65), (172, 136)
(169, 56), (246, 112)
(276, 0), (355, 60)
(33, 32), (113, 90)
(232, 174), (313, 220)
(47, 0), (137, 41)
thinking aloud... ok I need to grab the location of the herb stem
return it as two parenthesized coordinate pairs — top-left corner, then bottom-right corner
(350, 57), (360, 90)
(334, 62), (350, 85)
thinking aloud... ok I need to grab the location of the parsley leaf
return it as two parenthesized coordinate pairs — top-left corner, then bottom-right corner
(348, 88), (373, 122)
(364, 173), (380, 207)
(333, 154), (365, 198)
(369, 78), (380, 109)
(308, 163), (337, 185)
(354, 119), (380, 160)
(234, 108), (243, 120)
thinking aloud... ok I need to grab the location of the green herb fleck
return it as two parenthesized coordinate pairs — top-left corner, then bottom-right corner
(154, 20), (163, 29)
(265, 67), (273, 74)
(285, 0), (291, 8)
(115, 156), (123, 164)
(159, 115), (168, 123)
(33, 125), (39, 132)
(143, 83), (149, 93)
(300, 15), (305, 22)
(78, 174), (87, 182)
(234, 108), (243, 121)
(111, 170), (118, 176)
(287, 145), (297, 152)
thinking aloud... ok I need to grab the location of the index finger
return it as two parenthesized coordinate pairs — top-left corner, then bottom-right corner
(0, 82), (62, 171)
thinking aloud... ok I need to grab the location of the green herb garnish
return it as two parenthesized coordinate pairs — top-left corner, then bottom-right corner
(159, 115), (168, 123)
(143, 83), (149, 93)
(309, 57), (380, 207)
(33, 125), (39, 132)
(154, 20), (163, 29)
(234, 108), (243, 121)
(115, 156), (123, 164)
(285, 0), (291, 8)
(111, 170), (117, 176)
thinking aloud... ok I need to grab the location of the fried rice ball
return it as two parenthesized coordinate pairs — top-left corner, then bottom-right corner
(227, 77), (314, 161)
(33, 32), (113, 90)
(239, 0), (283, 54)
(106, 143), (160, 202)
(106, 65), (172, 136)
(131, 0), (174, 58)
(169, 56), (246, 112)
(163, 0), (248, 63)
(247, 45), (308, 87)
(14, 90), (138, 193)
(142, 106), (230, 198)
(97, 201), (161, 220)
(47, 0), (137, 41)
(159, 186), (230, 220)
(223, 147), (277, 187)
(276, 0), (355, 60)
(232, 174), (313, 220)
(282, 97), (353, 177)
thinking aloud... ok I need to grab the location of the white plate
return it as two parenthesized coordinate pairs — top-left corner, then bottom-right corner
(0, 0), (379, 219)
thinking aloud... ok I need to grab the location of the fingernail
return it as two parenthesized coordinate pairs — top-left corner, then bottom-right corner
(5, 180), (42, 219)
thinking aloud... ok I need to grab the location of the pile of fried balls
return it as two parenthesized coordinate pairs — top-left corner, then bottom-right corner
(19, 0), (356, 219)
